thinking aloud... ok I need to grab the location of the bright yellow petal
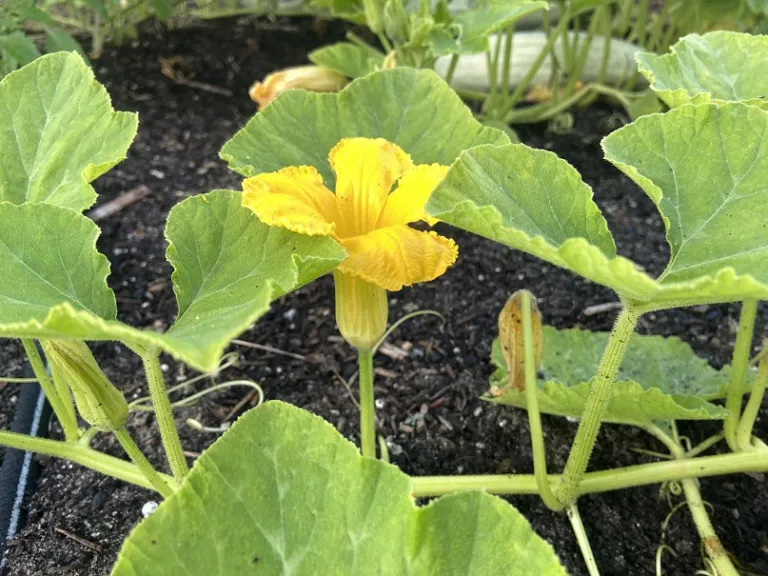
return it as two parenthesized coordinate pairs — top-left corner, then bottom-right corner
(328, 138), (413, 238)
(377, 164), (449, 228)
(242, 166), (338, 236)
(337, 226), (458, 291)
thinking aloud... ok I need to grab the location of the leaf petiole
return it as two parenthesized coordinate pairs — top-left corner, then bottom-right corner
(556, 304), (639, 505)
(724, 299), (758, 451)
(139, 348), (190, 481)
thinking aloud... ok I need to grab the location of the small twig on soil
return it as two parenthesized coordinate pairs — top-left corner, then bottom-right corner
(159, 56), (233, 97)
(231, 339), (307, 361)
(54, 527), (102, 553)
(222, 387), (260, 423)
(582, 301), (624, 316)
(87, 185), (150, 222)
(378, 342), (409, 360)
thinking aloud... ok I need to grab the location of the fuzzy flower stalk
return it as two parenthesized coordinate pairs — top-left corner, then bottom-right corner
(242, 137), (458, 457)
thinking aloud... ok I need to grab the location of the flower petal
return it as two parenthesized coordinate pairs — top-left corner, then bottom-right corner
(377, 164), (449, 228)
(328, 138), (413, 238)
(249, 66), (348, 110)
(242, 166), (338, 236)
(338, 226), (458, 291)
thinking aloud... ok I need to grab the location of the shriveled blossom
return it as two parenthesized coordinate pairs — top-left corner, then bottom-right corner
(248, 66), (348, 110)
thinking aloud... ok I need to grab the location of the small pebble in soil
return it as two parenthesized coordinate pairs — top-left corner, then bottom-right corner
(386, 440), (403, 456)
(283, 308), (297, 321)
(142, 501), (159, 518)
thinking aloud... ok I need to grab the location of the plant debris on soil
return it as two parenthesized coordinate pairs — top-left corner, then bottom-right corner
(1, 16), (767, 576)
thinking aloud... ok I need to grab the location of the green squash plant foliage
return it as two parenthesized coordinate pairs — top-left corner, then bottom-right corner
(0, 30), (767, 575)
(306, 0), (768, 126)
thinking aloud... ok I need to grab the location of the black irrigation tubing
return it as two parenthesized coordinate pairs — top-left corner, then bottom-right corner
(0, 362), (52, 569)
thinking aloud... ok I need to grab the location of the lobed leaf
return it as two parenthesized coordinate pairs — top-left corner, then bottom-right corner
(0, 52), (136, 211)
(427, 144), (662, 302)
(308, 42), (384, 79)
(112, 401), (567, 576)
(637, 31), (768, 110)
(0, 192), (344, 372)
(428, 2), (549, 57)
(220, 68), (509, 186)
(163, 190), (346, 364)
(431, 104), (768, 308)
(602, 103), (768, 308)
(489, 326), (730, 425)
(0, 202), (116, 323)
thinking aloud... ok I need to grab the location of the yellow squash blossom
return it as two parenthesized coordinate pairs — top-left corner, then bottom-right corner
(242, 137), (458, 349)
(249, 66), (349, 110)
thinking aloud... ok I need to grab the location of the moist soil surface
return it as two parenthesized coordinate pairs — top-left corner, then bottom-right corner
(1, 16), (767, 576)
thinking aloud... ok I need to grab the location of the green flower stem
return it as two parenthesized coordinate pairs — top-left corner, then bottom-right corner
(113, 428), (174, 498)
(735, 352), (768, 450)
(500, 25), (515, 105)
(557, 305), (639, 505)
(564, 7), (601, 95)
(520, 291), (563, 511)
(567, 503), (600, 576)
(358, 348), (376, 458)
(622, 0), (648, 90)
(21, 339), (79, 442)
(410, 449), (768, 498)
(444, 53), (460, 86)
(377, 33), (393, 54)
(502, 8), (572, 116)
(505, 84), (590, 124)
(724, 299), (758, 451)
(141, 350), (189, 481)
(0, 428), (177, 493)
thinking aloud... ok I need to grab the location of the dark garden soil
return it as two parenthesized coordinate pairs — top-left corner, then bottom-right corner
(1, 16), (767, 576)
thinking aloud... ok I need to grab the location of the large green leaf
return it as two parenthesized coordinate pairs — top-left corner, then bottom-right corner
(163, 190), (345, 360)
(430, 105), (768, 308)
(428, 2), (549, 57)
(308, 42), (385, 79)
(0, 192), (344, 372)
(427, 144), (662, 302)
(637, 31), (768, 110)
(112, 401), (567, 576)
(602, 103), (768, 307)
(0, 202), (116, 323)
(220, 68), (509, 186)
(489, 326), (729, 426)
(0, 52), (136, 211)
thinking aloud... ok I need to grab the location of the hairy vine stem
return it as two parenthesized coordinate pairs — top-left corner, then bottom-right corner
(557, 305), (639, 504)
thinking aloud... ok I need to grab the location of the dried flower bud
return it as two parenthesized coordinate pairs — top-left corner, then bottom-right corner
(249, 66), (349, 110)
(42, 339), (128, 431)
(496, 290), (543, 393)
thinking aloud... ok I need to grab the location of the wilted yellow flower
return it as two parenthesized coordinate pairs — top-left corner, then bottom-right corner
(249, 66), (349, 110)
(242, 138), (458, 349)
(493, 290), (543, 395)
